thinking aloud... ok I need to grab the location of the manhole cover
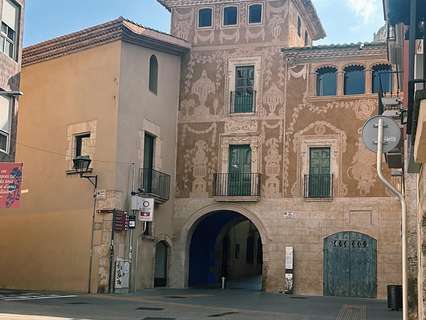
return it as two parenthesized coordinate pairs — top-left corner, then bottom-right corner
(142, 318), (176, 320)
(208, 312), (239, 317)
(137, 307), (164, 311)
(67, 302), (91, 305)
(165, 296), (188, 299)
(290, 296), (307, 300)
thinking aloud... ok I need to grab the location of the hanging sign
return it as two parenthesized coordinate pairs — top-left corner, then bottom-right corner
(0, 162), (23, 208)
(138, 198), (154, 222)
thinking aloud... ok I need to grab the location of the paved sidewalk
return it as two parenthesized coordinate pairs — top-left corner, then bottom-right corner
(0, 288), (402, 320)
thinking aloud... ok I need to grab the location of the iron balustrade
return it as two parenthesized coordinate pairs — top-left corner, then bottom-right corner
(304, 174), (333, 199)
(139, 168), (170, 202)
(213, 173), (261, 197)
(230, 90), (256, 113)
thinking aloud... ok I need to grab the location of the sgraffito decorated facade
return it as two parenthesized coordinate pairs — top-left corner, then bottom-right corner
(157, 0), (403, 298)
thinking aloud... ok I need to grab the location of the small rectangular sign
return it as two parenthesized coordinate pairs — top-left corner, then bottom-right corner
(285, 246), (294, 270)
(0, 163), (23, 208)
(416, 39), (423, 55)
(138, 198), (154, 222)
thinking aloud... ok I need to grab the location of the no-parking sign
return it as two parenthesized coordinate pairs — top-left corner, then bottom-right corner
(138, 198), (154, 222)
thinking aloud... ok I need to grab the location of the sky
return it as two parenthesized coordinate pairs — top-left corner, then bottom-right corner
(23, 0), (386, 47)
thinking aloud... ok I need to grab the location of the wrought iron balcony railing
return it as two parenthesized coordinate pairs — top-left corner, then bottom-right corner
(230, 90), (256, 113)
(304, 174), (333, 199)
(139, 168), (170, 203)
(213, 173), (261, 198)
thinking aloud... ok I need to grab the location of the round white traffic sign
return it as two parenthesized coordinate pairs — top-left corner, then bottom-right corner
(362, 116), (401, 153)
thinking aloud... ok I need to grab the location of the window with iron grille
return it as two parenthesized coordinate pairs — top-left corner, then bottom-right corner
(1, 0), (19, 60)
(307, 147), (332, 198)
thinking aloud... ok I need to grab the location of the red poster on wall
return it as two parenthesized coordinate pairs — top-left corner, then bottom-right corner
(0, 163), (23, 208)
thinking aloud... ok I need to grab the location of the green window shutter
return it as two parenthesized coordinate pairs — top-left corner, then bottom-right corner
(228, 145), (252, 196)
(234, 66), (255, 113)
(308, 147), (331, 198)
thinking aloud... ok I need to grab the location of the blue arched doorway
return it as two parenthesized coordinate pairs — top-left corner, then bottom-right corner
(324, 231), (377, 298)
(188, 210), (263, 290)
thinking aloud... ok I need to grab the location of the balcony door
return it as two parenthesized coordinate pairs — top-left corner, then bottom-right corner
(234, 66), (254, 113)
(228, 145), (251, 196)
(309, 147), (331, 198)
(143, 133), (155, 193)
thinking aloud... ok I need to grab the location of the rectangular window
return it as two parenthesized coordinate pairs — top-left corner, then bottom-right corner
(75, 133), (90, 157)
(0, 95), (12, 153)
(1, 0), (19, 60)
(248, 4), (262, 24)
(232, 65), (255, 113)
(198, 8), (212, 28)
(308, 147), (331, 198)
(223, 6), (238, 26)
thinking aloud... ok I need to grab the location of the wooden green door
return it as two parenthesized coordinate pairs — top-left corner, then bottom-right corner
(234, 66), (254, 113)
(228, 145), (251, 196)
(324, 232), (377, 298)
(309, 147), (331, 197)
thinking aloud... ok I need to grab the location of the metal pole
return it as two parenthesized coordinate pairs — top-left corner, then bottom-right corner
(87, 187), (97, 293)
(376, 119), (408, 320)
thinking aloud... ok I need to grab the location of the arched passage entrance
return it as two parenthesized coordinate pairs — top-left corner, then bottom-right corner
(323, 231), (377, 298)
(188, 210), (263, 290)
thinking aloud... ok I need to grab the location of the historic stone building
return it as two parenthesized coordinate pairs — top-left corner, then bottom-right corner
(0, 0), (24, 162)
(158, 0), (403, 298)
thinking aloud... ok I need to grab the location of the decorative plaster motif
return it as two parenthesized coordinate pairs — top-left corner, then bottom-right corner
(191, 70), (215, 116)
(264, 138), (281, 198)
(347, 128), (377, 195)
(191, 140), (209, 196)
(288, 64), (308, 80)
(219, 29), (240, 44)
(172, 8), (194, 41)
(245, 28), (265, 42)
(263, 84), (283, 115)
(224, 119), (257, 134)
(266, 1), (287, 42)
(194, 30), (215, 45)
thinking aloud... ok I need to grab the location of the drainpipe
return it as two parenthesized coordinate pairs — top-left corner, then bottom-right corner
(376, 118), (408, 320)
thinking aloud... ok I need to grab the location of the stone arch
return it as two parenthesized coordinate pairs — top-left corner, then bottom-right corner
(177, 203), (271, 289)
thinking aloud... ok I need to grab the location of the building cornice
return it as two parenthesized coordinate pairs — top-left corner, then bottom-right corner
(282, 42), (387, 63)
(23, 17), (191, 67)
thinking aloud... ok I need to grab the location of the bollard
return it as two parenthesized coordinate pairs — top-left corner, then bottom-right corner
(221, 277), (226, 289)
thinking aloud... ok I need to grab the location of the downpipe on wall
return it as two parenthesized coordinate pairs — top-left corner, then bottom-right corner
(376, 118), (408, 320)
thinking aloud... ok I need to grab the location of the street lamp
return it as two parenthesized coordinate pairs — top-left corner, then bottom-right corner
(0, 90), (23, 97)
(73, 155), (97, 188)
(72, 154), (98, 294)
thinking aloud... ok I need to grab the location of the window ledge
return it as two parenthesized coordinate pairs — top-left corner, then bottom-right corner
(307, 94), (378, 103)
(214, 195), (260, 202)
(228, 111), (257, 117)
(66, 168), (93, 175)
(304, 197), (333, 202)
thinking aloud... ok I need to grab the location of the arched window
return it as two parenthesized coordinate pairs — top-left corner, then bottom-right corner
(372, 64), (392, 93)
(297, 16), (302, 37)
(344, 65), (365, 95)
(316, 67), (337, 96)
(304, 30), (309, 46)
(149, 55), (158, 94)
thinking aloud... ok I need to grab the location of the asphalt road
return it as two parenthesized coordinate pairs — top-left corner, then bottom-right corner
(0, 288), (402, 320)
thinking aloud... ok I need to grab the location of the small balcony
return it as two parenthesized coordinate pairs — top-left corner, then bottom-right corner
(304, 174), (333, 199)
(213, 173), (261, 202)
(138, 168), (170, 204)
(230, 90), (256, 114)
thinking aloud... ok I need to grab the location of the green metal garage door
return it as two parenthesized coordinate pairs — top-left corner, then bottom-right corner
(323, 232), (377, 298)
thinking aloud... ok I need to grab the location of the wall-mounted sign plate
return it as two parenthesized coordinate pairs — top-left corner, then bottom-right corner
(362, 116), (401, 153)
